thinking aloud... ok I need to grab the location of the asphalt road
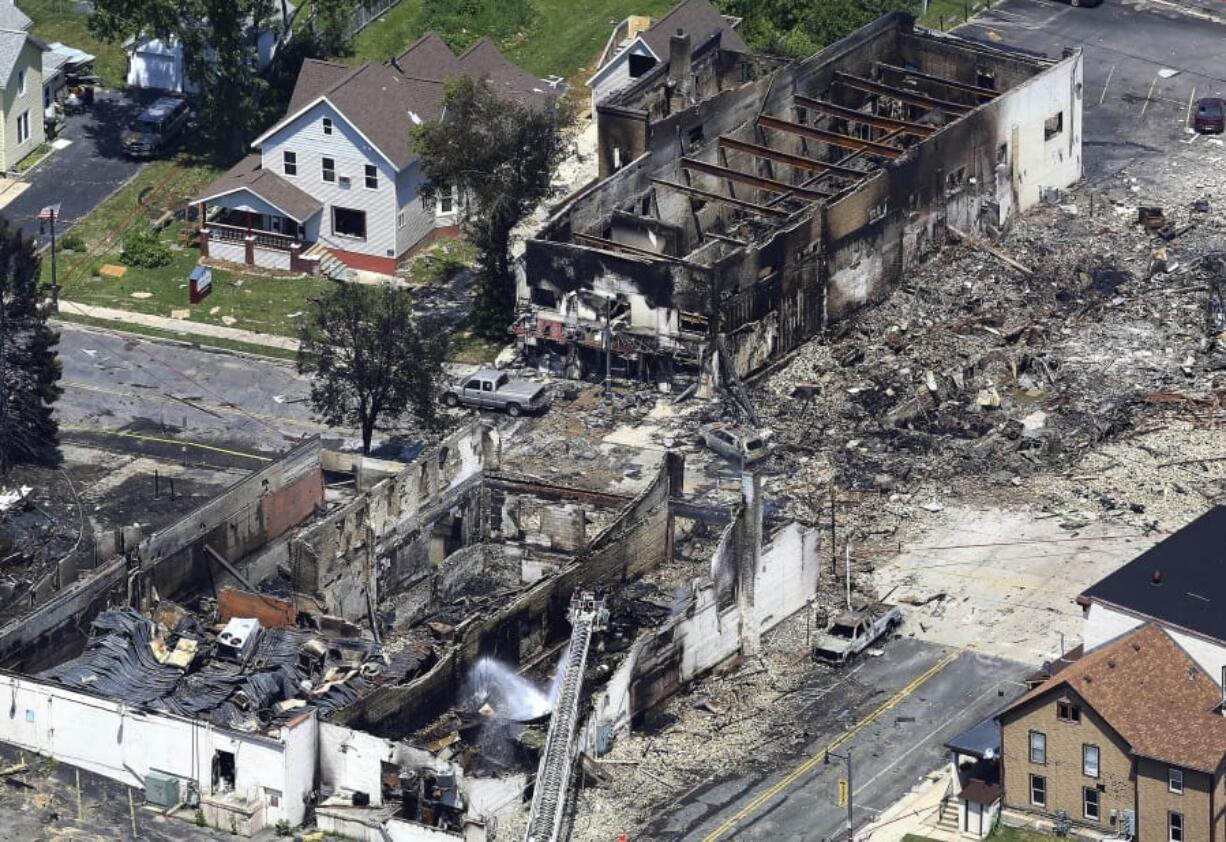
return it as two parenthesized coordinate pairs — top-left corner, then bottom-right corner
(649, 639), (1028, 841)
(54, 321), (338, 466)
(956, 0), (1226, 179)
(1, 89), (151, 250)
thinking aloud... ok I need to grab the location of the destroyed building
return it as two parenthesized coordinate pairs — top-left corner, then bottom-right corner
(516, 12), (1083, 383)
(0, 412), (823, 839)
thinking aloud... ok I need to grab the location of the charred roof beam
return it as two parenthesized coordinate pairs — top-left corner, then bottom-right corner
(572, 232), (697, 265)
(792, 95), (937, 138)
(718, 136), (869, 181)
(875, 62), (998, 100)
(756, 114), (904, 160)
(832, 71), (973, 116)
(649, 178), (791, 218)
(680, 156), (834, 200)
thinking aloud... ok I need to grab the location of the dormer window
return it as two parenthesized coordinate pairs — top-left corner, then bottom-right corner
(322, 117), (333, 136)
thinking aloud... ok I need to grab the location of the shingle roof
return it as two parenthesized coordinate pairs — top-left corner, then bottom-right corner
(1000, 624), (1226, 773)
(0, 28), (43, 90)
(196, 154), (323, 222)
(639, 0), (747, 59)
(1080, 506), (1226, 643)
(267, 33), (557, 171)
(0, 2), (30, 32)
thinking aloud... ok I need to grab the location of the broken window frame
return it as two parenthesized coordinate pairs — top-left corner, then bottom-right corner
(1057, 700), (1081, 723)
(1044, 112), (1064, 141)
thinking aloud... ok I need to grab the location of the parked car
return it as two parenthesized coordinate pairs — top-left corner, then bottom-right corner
(699, 422), (769, 465)
(814, 603), (902, 664)
(1192, 97), (1226, 134)
(121, 96), (189, 157)
(441, 368), (549, 417)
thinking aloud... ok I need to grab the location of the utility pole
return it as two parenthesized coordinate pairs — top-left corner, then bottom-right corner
(39, 204), (60, 313)
(845, 541), (852, 610)
(604, 295), (612, 402)
(826, 748), (855, 841)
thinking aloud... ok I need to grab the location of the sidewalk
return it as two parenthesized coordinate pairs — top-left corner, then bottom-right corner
(57, 300), (300, 352)
(859, 766), (955, 841)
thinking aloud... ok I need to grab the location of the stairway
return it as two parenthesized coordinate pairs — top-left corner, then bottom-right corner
(524, 593), (606, 842)
(302, 243), (353, 282)
(935, 797), (960, 834)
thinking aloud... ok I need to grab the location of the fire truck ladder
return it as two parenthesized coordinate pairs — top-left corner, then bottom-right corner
(524, 592), (607, 842)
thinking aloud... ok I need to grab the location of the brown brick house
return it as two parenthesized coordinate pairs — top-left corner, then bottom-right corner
(998, 624), (1226, 841)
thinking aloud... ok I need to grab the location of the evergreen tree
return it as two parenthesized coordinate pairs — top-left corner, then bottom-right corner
(0, 221), (61, 474)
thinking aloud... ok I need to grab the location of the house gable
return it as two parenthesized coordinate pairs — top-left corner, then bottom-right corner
(587, 36), (659, 90)
(256, 97), (398, 172)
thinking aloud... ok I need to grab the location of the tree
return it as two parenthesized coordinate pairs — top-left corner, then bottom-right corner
(0, 221), (61, 474)
(715, 0), (921, 59)
(312, 0), (359, 56)
(297, 283), (447, 455)
(90, 0), (280, 158)
(413, 76), (573, 334)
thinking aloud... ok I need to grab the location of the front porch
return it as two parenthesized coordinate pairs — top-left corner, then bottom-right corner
(196, 154), (325, 275)
(199, 207), (319, 274)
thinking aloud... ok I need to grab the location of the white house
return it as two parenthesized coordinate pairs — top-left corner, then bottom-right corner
(196, 33), (560, 277)
(587, 0), (746, 107)
(125, 3), (294, 94)
(1077, 506), (1226, 683)
(0, 19), (45, 171)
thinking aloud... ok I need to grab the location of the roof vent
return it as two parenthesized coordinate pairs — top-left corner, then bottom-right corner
(1132, 642), (1142, 652)
(1151, 569), (1163, 585)
(1107, 659), (1116, 669)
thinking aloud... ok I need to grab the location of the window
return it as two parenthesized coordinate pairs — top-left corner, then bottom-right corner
(331, 206), (366, 239)
(739, 62), (753, 84)
(364, 165), (378, 189)
(321, 157), (335, 183)
(1169, 811), (1183, 842)
(1057, 701), (1081, 722)
(17, 70), (25, 96)
(945, 165), (967, 194)
(322, 117), (333, 135)
(976, 69), (996, 90)
(1083, 787), (1100, 821)
(282, 150), (297, 176)
(438, 186), (456, 215)
(1044, 112), (1064, 141)
(687, 124), (704, 151)
(481, 381), (493, 392)
(530, 286), (558, 309)
(1169, 767), (1184, 794)
(397, 210), (405, 229)
(628, 53), (655, 78)
(1083, 744), (1099, 778)
(795, 106), (808, 125)
(997, 142), (1008, 164)
(1030, 774), (1046, 807)
(263, 787), (281, 808)
(464, 379), (480, 390)
(1029, 730), (1046, 765)
(16, 111), (28, 145)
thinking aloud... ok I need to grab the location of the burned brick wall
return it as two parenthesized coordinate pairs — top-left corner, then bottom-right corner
(330, 454), (682, 737)
(137, 437), (325, 605)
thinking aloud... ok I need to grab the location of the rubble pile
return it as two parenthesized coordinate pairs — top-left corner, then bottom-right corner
(751, 187), (1226, 534)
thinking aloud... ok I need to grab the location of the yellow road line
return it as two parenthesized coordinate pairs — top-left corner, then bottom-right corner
(61, 380), (327, 432)
(60, 425), (272, 462)
(701, 649), (962, 842)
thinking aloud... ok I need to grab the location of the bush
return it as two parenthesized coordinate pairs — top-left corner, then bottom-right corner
(122, 226), (172, 268)
(58, 233), (86, 252)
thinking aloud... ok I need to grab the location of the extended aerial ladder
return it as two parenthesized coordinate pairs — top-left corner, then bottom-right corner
(524, 589), (609, 842)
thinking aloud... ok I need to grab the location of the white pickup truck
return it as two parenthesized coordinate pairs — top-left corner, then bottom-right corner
(813, 603), (902, 664)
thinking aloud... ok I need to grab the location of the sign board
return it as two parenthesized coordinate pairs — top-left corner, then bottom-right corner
(189, 264), (212, 304)
(836, 778), (848, 807)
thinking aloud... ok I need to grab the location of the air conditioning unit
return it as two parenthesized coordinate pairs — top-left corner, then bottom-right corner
(338, 175), (351, 188)
(145, 771), (182, 810)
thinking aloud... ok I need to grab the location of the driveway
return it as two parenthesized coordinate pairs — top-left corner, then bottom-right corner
(0, 88), (152, 250)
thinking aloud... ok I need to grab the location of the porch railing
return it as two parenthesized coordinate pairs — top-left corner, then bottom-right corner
(205, 222), (299, 252)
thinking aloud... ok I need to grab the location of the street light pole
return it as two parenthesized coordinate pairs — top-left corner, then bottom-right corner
(826, 748), (855, 841)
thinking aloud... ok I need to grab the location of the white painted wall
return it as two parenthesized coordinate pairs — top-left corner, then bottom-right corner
(319, 721), (395, 807)
(0, 674), (312, 827)
(211, 239), (246, 264)
(253, 245), (291, 271)
(395, 161), (435, 256)
(754, 522), (821, 634)
(990, 51), (1083, 215)
(260, 101), (399, 260)
(1084, 602), (1226, 682)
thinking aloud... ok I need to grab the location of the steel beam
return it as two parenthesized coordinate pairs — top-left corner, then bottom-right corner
(876, 62), (997, 100)
(649, 178), (791, 218)
(832, 71), (973, 115)
(680, 157), (833, 201)
(718, 136), (869, 181)
(756, 114), (904, 160)
(792, 95), (936, 137)
(572, 232), (688, 264)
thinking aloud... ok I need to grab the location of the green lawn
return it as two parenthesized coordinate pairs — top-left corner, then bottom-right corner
(349, 0), (676, 83)
(23, 0), (127, 88)
(989, 828), (1053, 842)
(920, 0), (997, 30)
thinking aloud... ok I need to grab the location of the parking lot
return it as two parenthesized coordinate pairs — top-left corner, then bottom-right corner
(0, 88), (151, 249)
